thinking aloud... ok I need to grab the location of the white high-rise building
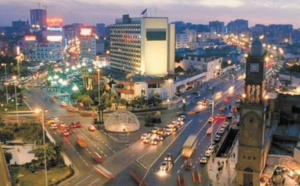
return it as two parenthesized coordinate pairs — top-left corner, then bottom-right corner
(175, 29), (197, 49)
(110, 14), (175, 76)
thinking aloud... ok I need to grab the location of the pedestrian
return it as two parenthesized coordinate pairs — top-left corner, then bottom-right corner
(212, 158), (215, 163)
(282, 177), (285, 185)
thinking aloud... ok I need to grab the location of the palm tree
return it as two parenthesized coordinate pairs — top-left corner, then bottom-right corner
(81, 69), (90, 89)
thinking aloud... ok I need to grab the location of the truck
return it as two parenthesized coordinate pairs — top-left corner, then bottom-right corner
(76, 135), (87, 148)
(181, 135), (197, 158)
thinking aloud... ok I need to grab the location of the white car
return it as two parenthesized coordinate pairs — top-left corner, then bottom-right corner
(199, 157), (208, 164)
(227, 113), (233, 118)
(222, 122), (229, 128)
(204, 150), (212, 157)
(160, 161), (169, 172)
(236, 99), (241, 103)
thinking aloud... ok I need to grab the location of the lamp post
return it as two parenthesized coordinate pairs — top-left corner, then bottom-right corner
(231, 74), (235, 86)
(34, 109), (47, 186)
(209, 100), (215, 145)
(1, 63), (7, 80)
(4, 82), (8, 103)
(12, 76), (18, 124)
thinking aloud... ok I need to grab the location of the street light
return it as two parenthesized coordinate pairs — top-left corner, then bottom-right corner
(12, 76), (18, 124)
(1, 63), (7, 80)
(231, 74), (235, 86)
(210, 100), (214, 145)
(34, 109), (48, 186)
(4, 82), (8, 103)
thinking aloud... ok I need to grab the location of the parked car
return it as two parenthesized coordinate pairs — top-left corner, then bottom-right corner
(208, 117), (214, 123)
(199, 156), (208, 164)
(204, 150), (212, 157)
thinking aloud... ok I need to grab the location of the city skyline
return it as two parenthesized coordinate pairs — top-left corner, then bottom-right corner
(1, 0), (300, 28)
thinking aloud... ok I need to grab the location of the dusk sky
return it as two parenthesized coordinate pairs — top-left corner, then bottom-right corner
(1, 0), (300, 28)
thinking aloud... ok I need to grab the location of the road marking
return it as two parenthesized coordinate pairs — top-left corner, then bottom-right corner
(177, 170), (180, 174)
(88, 178), (100, 186)
(73, 175), (92, 186)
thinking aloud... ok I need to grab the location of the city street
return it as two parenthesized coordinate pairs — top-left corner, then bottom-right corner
(20, 67), (245, 185)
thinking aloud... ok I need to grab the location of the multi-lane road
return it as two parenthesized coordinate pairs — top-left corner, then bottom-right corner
(21, 67), (244, 186)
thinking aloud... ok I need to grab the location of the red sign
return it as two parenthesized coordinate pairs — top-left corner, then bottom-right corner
(46, 17), (63, 27)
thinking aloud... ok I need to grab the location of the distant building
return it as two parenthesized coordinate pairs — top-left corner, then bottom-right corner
(78, 27), (96, 62)
(110, 14), (175, 76)
(30, 9), (47, 31)
(12, 20), (29, 35)
(175, 29), (197, 49)
(209, 20), (224, 34)
(226, 19), (248, 34)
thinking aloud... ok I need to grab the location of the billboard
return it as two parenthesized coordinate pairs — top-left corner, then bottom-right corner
(80, 27), (93, 37)
(46, 17), (63, 28)
(24, 35), (37, 41)
(47, 35), (63, 42)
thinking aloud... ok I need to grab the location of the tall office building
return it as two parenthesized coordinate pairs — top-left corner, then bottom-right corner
(30, 9), (47, 31)
(110, 14), (175, 76)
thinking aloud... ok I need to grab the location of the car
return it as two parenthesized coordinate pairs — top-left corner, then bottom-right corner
(208, 101), (213, 106)
(88, 125), (96, 131)
(141, 133), (151, 140)
(165, 128), (173, 136)
(187, 110), (198, 115)
(184, 159), (193, 170)
(180, 115), (186, 120)
(92, 153), (104, 164)
(217, 128), (225, 135)
(143, 137), (151, 144)
(206, 127), (212, 135)
(69, 122), (76, 129)
(208, 145), (215, 152)
(219, 105), (225, 111)
(204, 150), (212, 157)
(227, 113), (233, 118)
(75, 121), (82, 128)
(236, 99), (241, 103)
(50, 122), (58, 130)
(59, 122), (66, 130)
(151, 128), (158, 134)
(61, 130), (70, 137)
(195, 93), (201, 98)
(214, 135), (221, 142)
(164, 153), (173, 164)
(215, 114), (226, 120)
(208, 117), (214, 123)
(150, 139), (159, 145)
(160, 161), (169, 172)
(199, 156), (208, 164)
(222, 122), (229, 128)
(192, 91), (200, 95)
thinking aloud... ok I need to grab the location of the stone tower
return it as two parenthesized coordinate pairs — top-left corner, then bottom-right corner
(236, 39), (271, 186)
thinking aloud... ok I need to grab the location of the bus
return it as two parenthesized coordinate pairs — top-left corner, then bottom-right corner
(181, 135), (198, 158)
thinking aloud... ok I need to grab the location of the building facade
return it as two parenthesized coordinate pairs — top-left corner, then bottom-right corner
(175, 29), (197, 49)
(209, 20), (224, 34)
(110, 14), (175, 76)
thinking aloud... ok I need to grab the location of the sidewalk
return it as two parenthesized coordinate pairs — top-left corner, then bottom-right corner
(207, 139), (238, 186)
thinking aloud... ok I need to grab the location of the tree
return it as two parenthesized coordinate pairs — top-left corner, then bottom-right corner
(147, 93), (162, 107)
(77, 95), (94, 107)
(81, 69), (90, 89)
